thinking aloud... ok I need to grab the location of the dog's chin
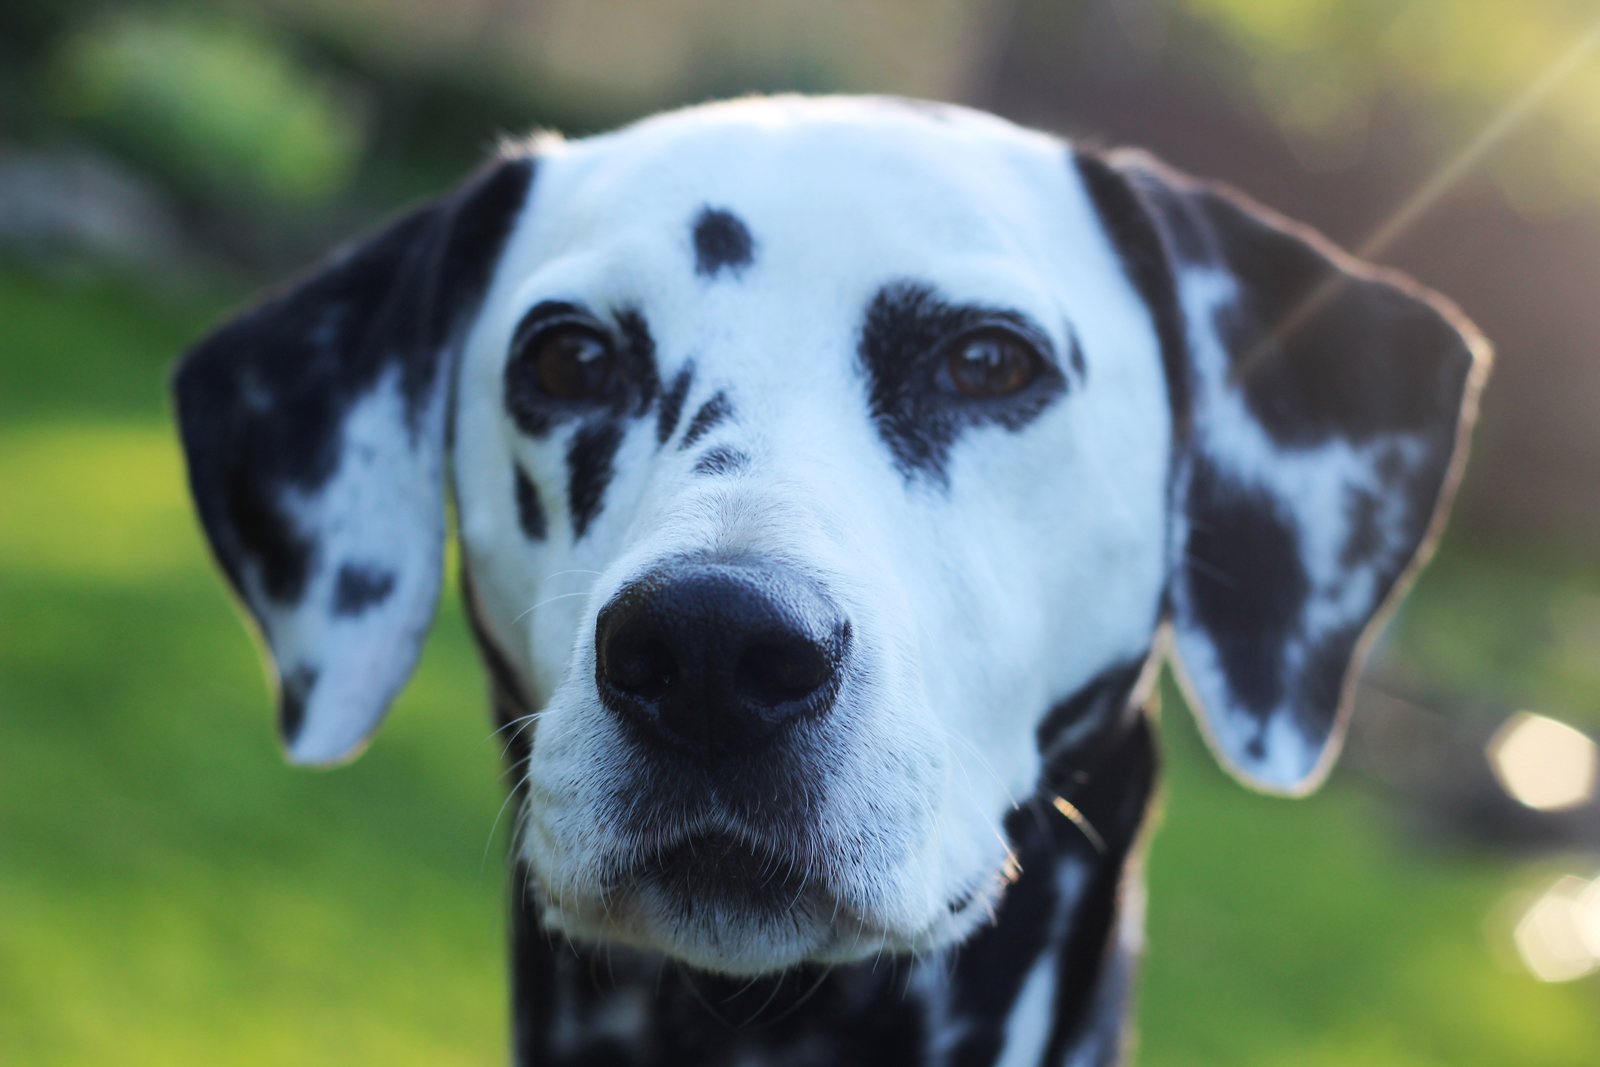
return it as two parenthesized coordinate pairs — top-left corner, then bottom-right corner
(535, 833), (974, 977)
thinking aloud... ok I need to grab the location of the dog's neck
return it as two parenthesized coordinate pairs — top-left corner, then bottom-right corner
(502, 714), (1155, 1067)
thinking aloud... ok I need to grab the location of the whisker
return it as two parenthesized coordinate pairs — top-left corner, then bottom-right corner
(513, 590), (591, 624)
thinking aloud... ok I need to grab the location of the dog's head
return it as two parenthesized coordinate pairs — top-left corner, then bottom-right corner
(174, 97), (1487, 976)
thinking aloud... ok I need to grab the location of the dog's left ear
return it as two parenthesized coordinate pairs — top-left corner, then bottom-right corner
(1077, 149), (1490, 795)
(173, 156), (534, 765)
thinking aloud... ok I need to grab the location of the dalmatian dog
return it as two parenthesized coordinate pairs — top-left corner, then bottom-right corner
(173, 96), (1487, 1066)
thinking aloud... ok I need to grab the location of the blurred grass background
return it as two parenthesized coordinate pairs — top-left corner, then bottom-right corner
(4, 1), (1600, 1063)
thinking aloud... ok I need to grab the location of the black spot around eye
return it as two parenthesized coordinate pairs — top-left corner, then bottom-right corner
(333, 561), (396, 616)
(657, 364), (693, 445)
(858, 282), (1066, 484)
(679, 392), (732, 449)
(614, 308), (661, 414)
(567, 421), (624, 538)
(513, 465), (547, 541)
(504, 304), (659, 438)
(692, 207), (755, 277)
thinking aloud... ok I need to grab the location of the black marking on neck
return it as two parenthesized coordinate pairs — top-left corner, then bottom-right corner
(567, 422), (624, 538)
(941, 716), (1156, 1067)
(657, 365), (693, 445)
(679, 391), (732, 449)
(692, 206), (754, 277)
(692, 446), (749, 476)
(1036, 657), (1146, 781)
(332, 561), (396, 616)
(858, 282), (1067, 484)
(1039, 714), (1158, 1065)
(513, 465), (547, 541)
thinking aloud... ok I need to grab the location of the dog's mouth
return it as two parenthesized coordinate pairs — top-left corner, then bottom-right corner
(629, 831), (818, 916)
(535, 829), (861, 974)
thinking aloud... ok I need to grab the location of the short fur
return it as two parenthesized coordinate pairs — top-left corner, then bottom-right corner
(173, 96), (1488, 1066)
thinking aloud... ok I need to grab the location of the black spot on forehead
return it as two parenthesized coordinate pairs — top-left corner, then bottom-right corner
(567, 421), (623, 538)
(332, 561), (396, 616)
(513, 465), (547, 541)
(679, 391), (732, 449)
(692, 207), (755, 278)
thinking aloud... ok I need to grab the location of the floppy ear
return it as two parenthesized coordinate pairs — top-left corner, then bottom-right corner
(1076, 149), (1490, 794)
(173, 156), (534, 765)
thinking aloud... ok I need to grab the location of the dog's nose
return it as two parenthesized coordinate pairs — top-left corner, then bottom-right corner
(595, 563), (848, 762)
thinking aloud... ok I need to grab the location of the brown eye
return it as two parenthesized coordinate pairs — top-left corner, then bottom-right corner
(531, 326), (618, 401)
(941, 330), (1041, 399)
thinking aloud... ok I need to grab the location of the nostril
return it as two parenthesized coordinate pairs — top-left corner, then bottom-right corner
(604, 632), (677, 700)
(736, 639), (832, 706)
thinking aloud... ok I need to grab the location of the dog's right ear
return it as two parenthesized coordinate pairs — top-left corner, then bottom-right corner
(173, 156), (534, 765)
(1073, 147), (1488, 796)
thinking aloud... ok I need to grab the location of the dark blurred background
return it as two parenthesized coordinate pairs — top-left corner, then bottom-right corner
(4, 2), (1600, 1064)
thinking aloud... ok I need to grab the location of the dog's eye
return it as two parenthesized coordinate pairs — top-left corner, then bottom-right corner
(526, 326), (619, 402)
(940, 330), (1042, 399)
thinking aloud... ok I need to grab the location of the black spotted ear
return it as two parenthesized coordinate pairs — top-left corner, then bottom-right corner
(173, 156), (534, 765)
(1077, 148), (1490, 794)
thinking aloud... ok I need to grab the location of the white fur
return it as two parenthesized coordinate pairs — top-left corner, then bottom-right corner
(451, 98), (1170, 975)
(266, 368), (447, 765)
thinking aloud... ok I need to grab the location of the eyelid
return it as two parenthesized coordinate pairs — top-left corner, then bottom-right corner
(946, 318), (1057, 368)
(510, 302), (610, 353)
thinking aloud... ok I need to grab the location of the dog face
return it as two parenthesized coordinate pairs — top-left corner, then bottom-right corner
(174, 97), (1487, 977)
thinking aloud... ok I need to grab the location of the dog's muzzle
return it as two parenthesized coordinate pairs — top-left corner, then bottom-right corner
(595, 561), (849, 764)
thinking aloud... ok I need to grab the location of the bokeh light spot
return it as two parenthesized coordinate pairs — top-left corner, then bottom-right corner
(1514, 876), (1600, 982)
(1487, 712), (1597, 811)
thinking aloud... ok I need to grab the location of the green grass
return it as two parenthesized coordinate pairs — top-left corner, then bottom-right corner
(2, 263), (1597, 1063)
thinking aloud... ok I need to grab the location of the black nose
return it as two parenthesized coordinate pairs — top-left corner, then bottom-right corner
(595, 563), (848, 763)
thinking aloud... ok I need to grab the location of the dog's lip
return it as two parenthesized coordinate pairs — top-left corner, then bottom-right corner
(615, 830), (815, 907)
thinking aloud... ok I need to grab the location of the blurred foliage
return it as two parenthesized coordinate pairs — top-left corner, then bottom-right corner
(1181, 0), (1600, 216)
(46, 9), (366, 207)
(1, 263), (1598, 1064)
(1394, 549), (1600, 729)
(4, 2), (1600, 1062)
